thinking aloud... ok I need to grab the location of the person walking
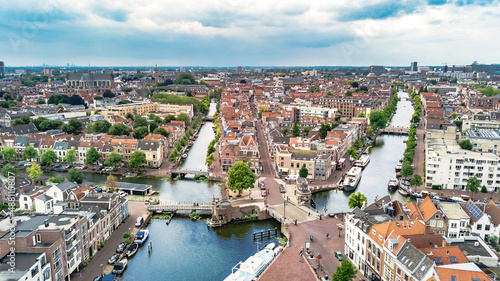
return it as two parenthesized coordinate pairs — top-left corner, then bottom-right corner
(326, 233), (329, 239)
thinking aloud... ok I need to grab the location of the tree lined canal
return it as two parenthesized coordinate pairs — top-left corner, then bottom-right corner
(313, 91), (415, 214)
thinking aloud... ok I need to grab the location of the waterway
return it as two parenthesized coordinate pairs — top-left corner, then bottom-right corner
(312, 91), (415, 214)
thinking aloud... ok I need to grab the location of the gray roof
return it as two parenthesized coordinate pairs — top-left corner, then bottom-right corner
(67, 73), (113, 81)
(116, 182), (152, 192)
(36, 194), (53, 202)
(55, 181), (79, 191)
(138, 140), (159, 151)
(397, 243), (433, 280)
(0, 123), (38, 135)
(0, 252), (44, 281)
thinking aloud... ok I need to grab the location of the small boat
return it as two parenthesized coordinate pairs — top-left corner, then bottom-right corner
(134, 229), (149, 245)
(126, 243), (138, 257)
(194, 134), (198, 139)
(421, 190), (429, 198)
(342, 167), (362, 192)
(398, 188), (409, 197)
(112, 258), (128, 275)
(182, 154), (188, 159)
(353, 155), (370, 169)
(395, 163), (402, 172)
(188, 142), (194, 147)
(388, 178), (399, 191)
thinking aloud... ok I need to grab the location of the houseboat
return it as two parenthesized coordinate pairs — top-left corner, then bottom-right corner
(341, 167), (362, 192)
(224, 245), (276, 281)
(133, 229), (149, 245)
(388, 178), (399, 191)
(353, 155), (370, 169)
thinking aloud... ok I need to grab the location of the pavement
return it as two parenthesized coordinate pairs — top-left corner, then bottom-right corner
(70, 201), (149, 281)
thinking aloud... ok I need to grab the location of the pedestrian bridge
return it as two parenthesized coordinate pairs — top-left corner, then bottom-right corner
(379, 127), (410, 135)
(170, 169), (209, 177)
(146, 201), (213, 215)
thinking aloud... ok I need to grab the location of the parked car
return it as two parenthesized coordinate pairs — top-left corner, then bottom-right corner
(55, 168), (67, 173)
(119, 191), (127, 198)
(102, 275), (117, 281)
(93, 277), (103, 281)
(94, 187), (103, 193)
(334, 251), (344, 261)
(136, 217), (144, 227)
(116, 242), (127, 253)
(261, 190), (267, 197)
(279, 184), (286, 193)
(81, 165), (88, 170)
(108, 253), (120, 264)
(40, 162), (47, 166)
(24, 162), (32, 167)
(18, 161), (28, 166)
(66, 164), (74, 169)
(53, 164), (62, 168)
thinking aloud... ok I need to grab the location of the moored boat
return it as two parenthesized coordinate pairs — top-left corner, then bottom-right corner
(126, 243), (138, 257)
(182, 154), (188, 159)
(133, 229), (149, 245)
(398, 188), (409, 197)
(388, 177), (399, 191)
(353, 155), (370, 169)
(395, 163), (402, 172)
(224, 247), (276, 281)
(342, 167), (362, 192)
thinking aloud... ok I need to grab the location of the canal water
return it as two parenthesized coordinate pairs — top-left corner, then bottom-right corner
(312, 91), (415, 214)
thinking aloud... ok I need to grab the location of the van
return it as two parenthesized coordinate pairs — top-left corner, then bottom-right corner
(285, 175), (299, 181)
(135, 217), (144, 227)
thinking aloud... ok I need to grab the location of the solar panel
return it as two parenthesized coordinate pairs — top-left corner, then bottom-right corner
(466, 201), (483, 219)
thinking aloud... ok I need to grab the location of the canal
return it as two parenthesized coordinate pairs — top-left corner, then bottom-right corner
(313, 91), (415, 214)
(93, 102), (281, 280)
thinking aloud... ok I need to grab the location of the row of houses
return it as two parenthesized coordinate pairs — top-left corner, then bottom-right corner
(344, 196), (498, 281)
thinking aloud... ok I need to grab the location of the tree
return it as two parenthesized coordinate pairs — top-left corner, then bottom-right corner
(304, 127), (311, 135)
(292, 123), (300, 137)
(369, 110), (387, 129)
(27, 162), (42, 185)
(13, 115), (31, 126)
(353, 140), (362, 150)
(205, 153), (215, 166)
(283, 128), (288, 135)
(41, 149), (58, 165)
(61, 119), (83, 135)
(149, 122), (158, 133)
(299, 166), (309, 178)
(357, 113), (365, 117)
(347, 147), (357, 160)
(153, 127), (170, 137)
(332, 260), (358, 281)
(227, 161), (256, 196)
(481, 185), (488, 193)
(129, 150), (147, 169)
(68, 94), (86, 106)
(459, 140), (472, 150)
(108, 123), (130, 136)
(488, 235), (499, 248)
(22, 146), (38, 161)
(94, 120), (111, 133)
(68, 168), (83, 184)
(466, 175), (480, 198)
(63, 147), (77, 164)
(133, 115), (148, 128)
(103, 90), (115, 98)
(319, 123), (331, 139)
(164, 115), (176, 123)
(132, 127), (149, 139)
(85, 147), (101, 165)
(1, 147), (17, 161)
(1, 163), (16, 178)
(104, 151), (123, 167)
(173, 73), (197, 85)
(176, 113), (191, 127)
(125, 112), (134, 119)
(348, 192), (367, 209)
(105, 175), (118, 192)
(410, 174), (423, 190)
(400, 161), (414, 178)
(47, 174), (65, 184)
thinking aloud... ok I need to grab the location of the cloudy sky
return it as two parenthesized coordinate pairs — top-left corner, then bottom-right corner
(1, 0), (499, 67)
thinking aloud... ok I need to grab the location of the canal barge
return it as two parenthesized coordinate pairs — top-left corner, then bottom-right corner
(341, 166), (362, 192)
(353, 155), (370, 169)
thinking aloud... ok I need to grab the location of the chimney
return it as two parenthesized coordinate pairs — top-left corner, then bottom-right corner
(44, 219), (49, 227)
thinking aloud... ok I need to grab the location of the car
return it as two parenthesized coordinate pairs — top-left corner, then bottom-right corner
(53, 164), (62, 168)
(24, 162), (32, 167)
(94, 187), (103, 193)
(18, 161), (28, 166)
(334, 251), (344, 261)
(119, 191), (127, 198)
(93, 277), (103, 281)
(55, 168), (67, 173)
(260, 183), (266, 190)
(116, 242), (127, 253)
(40, 162), (47, 166)
(97, 166), (104, 171)
(261, 190), (267, 197)
(136, 217), (144, 227)
(108, 253), (120, 264)
(66, 164), (73, 169)
(81, 165), (88, 170)
(279, 184), (286, 193)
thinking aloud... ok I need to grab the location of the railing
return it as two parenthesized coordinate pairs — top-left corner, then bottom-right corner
(146, 202), (213, 212)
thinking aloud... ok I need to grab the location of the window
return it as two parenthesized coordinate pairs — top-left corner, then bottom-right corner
(450, 256), (458, 263)
(397, 267), (401, 275)
(477, 224), (482, 230)
(451, 223), (457, 228)
(404, 274), (409, 281)
(485, 225), (491, 231)
(430, 220), (436, 227)
(438, 221), (443, 227)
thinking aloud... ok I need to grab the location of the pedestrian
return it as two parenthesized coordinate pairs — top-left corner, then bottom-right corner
(326, 233), (329, 239)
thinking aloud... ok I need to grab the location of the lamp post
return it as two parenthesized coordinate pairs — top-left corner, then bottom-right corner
(283, 195), (286, 218)
(100, 264), (103, 277)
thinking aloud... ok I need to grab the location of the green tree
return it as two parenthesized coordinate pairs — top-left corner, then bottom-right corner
(481, 185), (488, 193)
(85, 147), (101, 165)
(12, 115), (31, 126)
(61, 119), (83, 135)
(133, 115), (148, 128)
(103, 89), (115, 98)
(63, 147), (77, 164)
(348, 192), (367, 209)
(400, 161), (414, 178)
(303, 127), (311, 135)
(176, 113), (191, 127)
(369, 110), (387, 129)
(164, 114), (176, 123)
(22, 146), (38, 161)
(1, 147), (17, 161)
(319, 123), (331, 139)
(410, 174), (423, 190)
(125, 112), (134, 119)
(168, 149), (179, 162)
(173, 73), (197, 84)
(283, 128), (289, 135)
(153, 127), (170, 137)
(41, 149), (58, 165)
(357, 113), (365, 117)
(292, 123), (300, 137)
(47, 174), (65, 183)
(27, 162), (42, 185)
(353, 140), (362, 150)
(129, 150), (146, 169)
(1, 163), (16, 178)
(149, 122), (158, 133)
(104, 151), (123, 167)
(459, 140), (472, 150)
(108, 123), (130, 135)
(205, 153), (215, 166)
(332, 260), (358, 281)
(133, 127), (149, 139)
(299, 166), (309, 178)
(347, 147), (357, 160)
(105, 175), (118, 192)
(68, 168), (83, 184)
(466, 175), (480, 198)
(227, 161), (256, 196)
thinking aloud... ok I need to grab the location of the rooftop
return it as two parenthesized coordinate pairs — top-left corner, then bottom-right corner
(0, 252), (44, 281)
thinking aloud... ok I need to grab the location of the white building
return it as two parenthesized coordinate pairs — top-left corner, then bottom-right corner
(426, 133), (500, 191)
(0, 252), (51, 281)
(439, 203), (470, 238)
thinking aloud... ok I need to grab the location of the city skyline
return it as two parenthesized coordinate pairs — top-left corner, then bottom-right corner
(1, 0), (500, 66)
